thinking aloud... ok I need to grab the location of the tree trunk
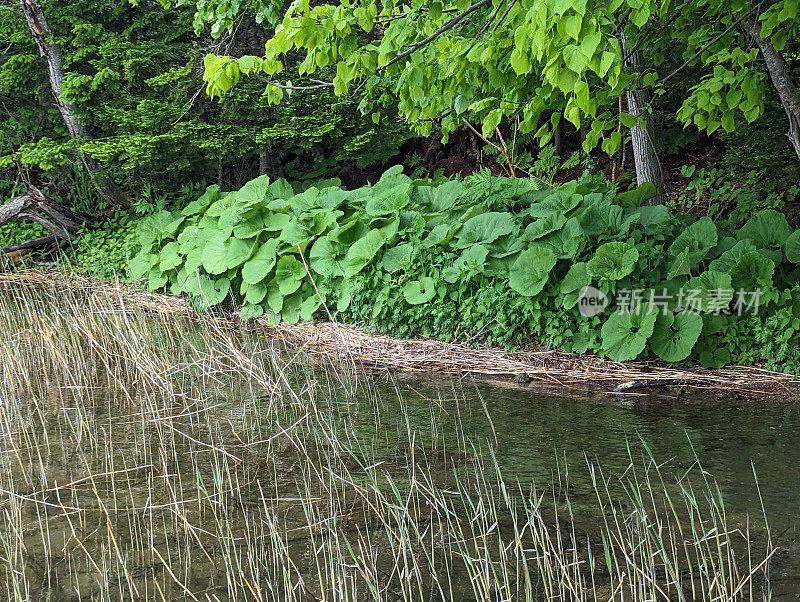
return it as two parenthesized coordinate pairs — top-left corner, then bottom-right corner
(19, 0), (127, 208)
(259, 148), (284, 179)
(0, 187), (88, 248)
(743, 19), (800, 162)
(621, 31), (664, 205)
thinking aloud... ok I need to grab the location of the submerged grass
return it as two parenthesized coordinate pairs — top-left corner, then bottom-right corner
(0, 283), (776, 600)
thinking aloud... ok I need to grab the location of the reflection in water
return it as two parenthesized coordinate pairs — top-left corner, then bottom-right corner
(0, 286), (793, 600)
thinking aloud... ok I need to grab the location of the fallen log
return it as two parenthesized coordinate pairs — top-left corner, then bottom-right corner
(0, 187), (90, 258)
(1, 235), (60, 254)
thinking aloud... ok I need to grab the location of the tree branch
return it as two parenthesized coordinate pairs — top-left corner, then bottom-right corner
(661, 1), (765, 85)
(380, 0), (493, 71)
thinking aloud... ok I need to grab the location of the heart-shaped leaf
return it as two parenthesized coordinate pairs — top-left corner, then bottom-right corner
(650, 311), (703, 362)
(403, 276), (437, 305)
(601, 309), (658, 361)
(509, 246), (557, 296)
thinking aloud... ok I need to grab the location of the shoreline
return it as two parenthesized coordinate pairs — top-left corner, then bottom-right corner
(2, 268), (797, 401)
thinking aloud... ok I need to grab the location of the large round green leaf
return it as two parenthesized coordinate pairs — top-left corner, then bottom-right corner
(785, 230), (800, 264)
(129, 250), (158, 280)
(158, 242), (182, 271)
(194, 276), (230, 309)
(685, 271), (734, 313)
(344, 229), (386, 278)
(650, 312), (702, 362)
(309, 237), (346, 277)
(586, 242), (639, 281)
(365, 183), (410, 216)
(708, 239), (758, 273)
(560, 262), (590, 309)
(275, 255), (306, 295)
(455, 212), (517, 248)
(668, 216), (717, 266)
(380, 243), (415, 273)
(225, 237), (256, 269)
(241, 238), (279, 284)
(537, 217), (583, 259)
(403, 276), (437, 305)
(738, 209), (791, 251)
(508, 246), (557, 296)
(727, 252), (775, 290)
(522, 212), (566, 241)
(600, 310), (658, 361)
(200, 234), (230, 275)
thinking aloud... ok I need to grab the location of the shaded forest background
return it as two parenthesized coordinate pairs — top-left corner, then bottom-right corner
(1, 0), (799, 245)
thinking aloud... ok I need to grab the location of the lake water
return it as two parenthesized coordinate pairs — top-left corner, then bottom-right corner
(0, 293), (797, 599)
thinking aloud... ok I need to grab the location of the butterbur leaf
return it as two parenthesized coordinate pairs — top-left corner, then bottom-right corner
(785, 230), (800, 264)
(309, 237), (346, 277)
(537, 217), (583, 259)
(195, 276), (230, 309)
(263, 213), (292, 231)
(685, 271), (734, 313)
(634, 205), (670, 231)
(233, 213), (269, 238)
(242, 238), (279, 284)
(344, 229), (386, 277)
(129, 251), (158, 280)
(455, 212), (516, 248)
(281, 292), (303, 324)
(561, 262), (590, 309)
(601, 309), (658, 361)
(650, 311), (703, 362)
(138, 210), (176, 247)
(667, 248), (691, 279)
(738, 209), (791, 250)
(279, 219), (307, 246)
(365, 184), (410, 215)
(268, 178), (294, 200)
(381, 243), (414, 273)
(586, 242), (638, 281)
(454, 244), (489, 272)
(239, 303), (264, 321)
(728, 251), (775, 290)
(201, 234), (230, 275)
(708, 239), (757, 273)
(225, 237), (256, 269)
(699, 347), (731, 368)
(234, 175), (271, 208)
(266, 279), (283, 313)
(668, 216), (717, 266)
(244, 280), (268, 304)
(617, 182), (657, 207)
(522, 212), (566, 241)
(275, 255), (306, 295)
(181, 185), (220, 216)
(299, 295), (322, 321)
(159, 242), (182, 271)
(509, 246), (557, 296)
(403, 276), (437, 305)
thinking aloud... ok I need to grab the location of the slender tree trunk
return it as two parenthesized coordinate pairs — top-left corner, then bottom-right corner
(743, 19), (800, 162)
(621, 31), (664, 205)
(20, 0), (127, 208)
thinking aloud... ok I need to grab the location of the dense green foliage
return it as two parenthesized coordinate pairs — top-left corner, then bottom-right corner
(129, 168), (800, 368)
(200, 0), (800, 160)
(0, 0), (411, 239)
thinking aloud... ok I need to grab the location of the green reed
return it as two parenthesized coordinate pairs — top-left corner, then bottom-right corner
(0, 282), (775, 600)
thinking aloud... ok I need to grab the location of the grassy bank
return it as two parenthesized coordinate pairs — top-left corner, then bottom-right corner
(0, 282), (777, 600)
